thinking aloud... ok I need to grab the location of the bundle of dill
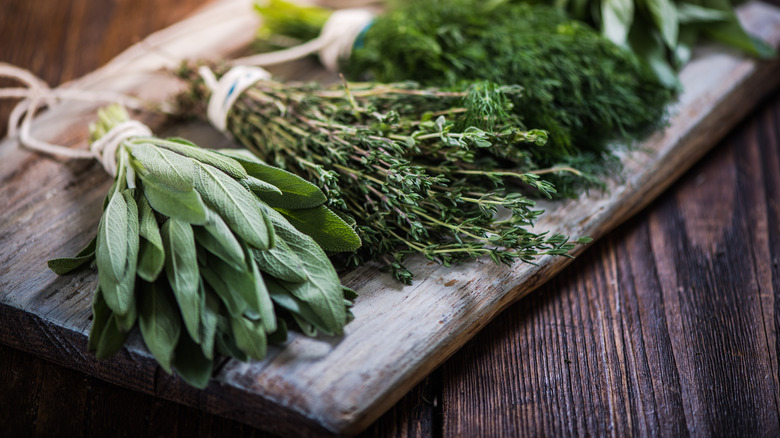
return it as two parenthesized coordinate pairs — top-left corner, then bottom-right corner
(178, 66), (588, 282)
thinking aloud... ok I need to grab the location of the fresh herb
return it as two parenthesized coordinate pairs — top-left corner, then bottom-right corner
(254, 0), (675, 174)
(528, 0), (776, 86)
(178, 67), (589, 283)
(48, 104), (361, 388)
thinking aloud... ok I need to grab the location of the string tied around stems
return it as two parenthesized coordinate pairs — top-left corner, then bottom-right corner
(231, 8), (375, 72)
(0, 62), (148, 176)
(197, 64), (271, 132)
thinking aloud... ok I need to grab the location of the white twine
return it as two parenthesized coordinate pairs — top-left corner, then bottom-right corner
(89, 120), (152, 177)
(198, 65), (271, 132)
(231, 8), (375, 72)
(0, 62), (147, 175)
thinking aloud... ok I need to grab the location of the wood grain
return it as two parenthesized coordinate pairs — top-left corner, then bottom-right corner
(443, 93), (780, 435)
(2, 1), (780, 437)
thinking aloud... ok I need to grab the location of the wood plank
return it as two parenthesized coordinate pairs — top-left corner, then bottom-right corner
(1, 1), (779, 436)
(443, 92), (780, 435)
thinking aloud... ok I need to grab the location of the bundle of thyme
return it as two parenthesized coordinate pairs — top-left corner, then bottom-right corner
(49, 105), (360, 388)
(178, 67), (589, 283)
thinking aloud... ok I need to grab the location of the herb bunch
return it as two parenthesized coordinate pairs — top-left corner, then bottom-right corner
(49, 105), (360, 388)
(179, 67), (588, 283)
(254, 0), (675, 170)
(528, 0), (776, 86)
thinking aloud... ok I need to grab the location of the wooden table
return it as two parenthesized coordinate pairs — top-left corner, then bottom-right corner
(3, 0), (780, 435)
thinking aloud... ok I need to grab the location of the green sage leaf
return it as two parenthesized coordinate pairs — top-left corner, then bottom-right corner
(128, 143), (196, 190)
(139, 280), (181, 374)
(156, 138), (248, 180)
(193, 161), (273, 250)
(276, 205), (362, 253)
(140, 173), (208, 225)
(265, 276), (334, 336)
(230, 315), (268, 360)
(48, 236), (97, 275)
(645, 0), (678, 48)
(219, 149), (327, 209)
(87, 287), (110, 353)
(193, 208), (245, 271)
(162, 218), (201, 343)
(137, 196), (165, 282)
(200, 263), (249, 318)
(199, 284), (220, 360)
(676, 3), (729, 24)
(173, 331), (213, 389)
(601, 0), (634, 47)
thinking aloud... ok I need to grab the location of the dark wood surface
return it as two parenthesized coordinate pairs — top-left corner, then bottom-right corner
(2, 0), (780, 436)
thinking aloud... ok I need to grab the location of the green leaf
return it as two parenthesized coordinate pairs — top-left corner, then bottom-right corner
(265, 276), (334, 336)
(676, 3), (729, 24)
(155, 138), (249, 180)
(193, 161), (274, 250)
(162, 218), (201, 343)
(87, 287), (110, 353)
(193, 208), (246, 271)
(140, 173), (208, 225)
(97, 190), (136, 316)
(200, 263), (249, 318)
(230, 315), (267, 360)
(139, 280), (181, 374)
(113, 189), (140, 332)
(137, 196), (165, 282)
(219, 150), (327, 209)
(263, 208), (346, 333)
(241, 176), (283, 195)
(199, 285), (220, 360)
(173, 330), (213, 389)
(252, 232), (309, 283)
(215, 313), (248, 362)
(128, 143), (197, 191)
(94, 314), (130, 360)
(645, 0), (678, 48)
(48, 236), (96, 275)
(276, 205), (362, 253)
(628, 18), (679, 88)
(601, 0), (634, 47)
(242, 243), (276, 333)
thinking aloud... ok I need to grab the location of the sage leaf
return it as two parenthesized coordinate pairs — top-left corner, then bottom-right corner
(230, 315), (267, 360)
(253, 233), (308, 283)
(140, 173), (208, 225)
(173, 331), (213, 389)
(139, 280), (181, 374)
(241, 176), (283, 195)
(645, 0), (678, 48)
(265, 277), (332, 336)
(200, 263), (249, 318)
(48, 236), (96, 275)
(162, 218), (201, 343)
(277, 205), (362, 253)
(155, 138), (249, 180)
(215, 314), (248, 362)
(676, 3), (728, 24)
(87, 287), (110, 353)
(95, 314), (130, 360)
(128, 142), (196, 190)
(243, 243), (276, 333)
(263, 208), (346, 332)
(193, 161), (273, 250)
(193, 208), (245, 271)
(199, 284), (220, 360)
(219, 150), (327, 209)
(137, 196), (165, 282)
(97, 190), (135, 315)
(601, 0), (634, 47)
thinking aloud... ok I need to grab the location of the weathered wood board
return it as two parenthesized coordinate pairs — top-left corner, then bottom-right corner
(1, 1), (779, 436)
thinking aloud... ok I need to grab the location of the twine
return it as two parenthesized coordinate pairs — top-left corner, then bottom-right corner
(198, 65), (271, 132)
(0, 63), (147, 176)
(231, 8), (375, 72)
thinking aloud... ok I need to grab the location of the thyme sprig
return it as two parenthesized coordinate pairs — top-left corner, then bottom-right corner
(179, 68), (587, 283)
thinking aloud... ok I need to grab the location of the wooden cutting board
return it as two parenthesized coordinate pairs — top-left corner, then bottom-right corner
(1, 1), (779, 436)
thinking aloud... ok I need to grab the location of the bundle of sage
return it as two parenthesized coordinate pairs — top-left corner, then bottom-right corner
(48, 104), (361, 388)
